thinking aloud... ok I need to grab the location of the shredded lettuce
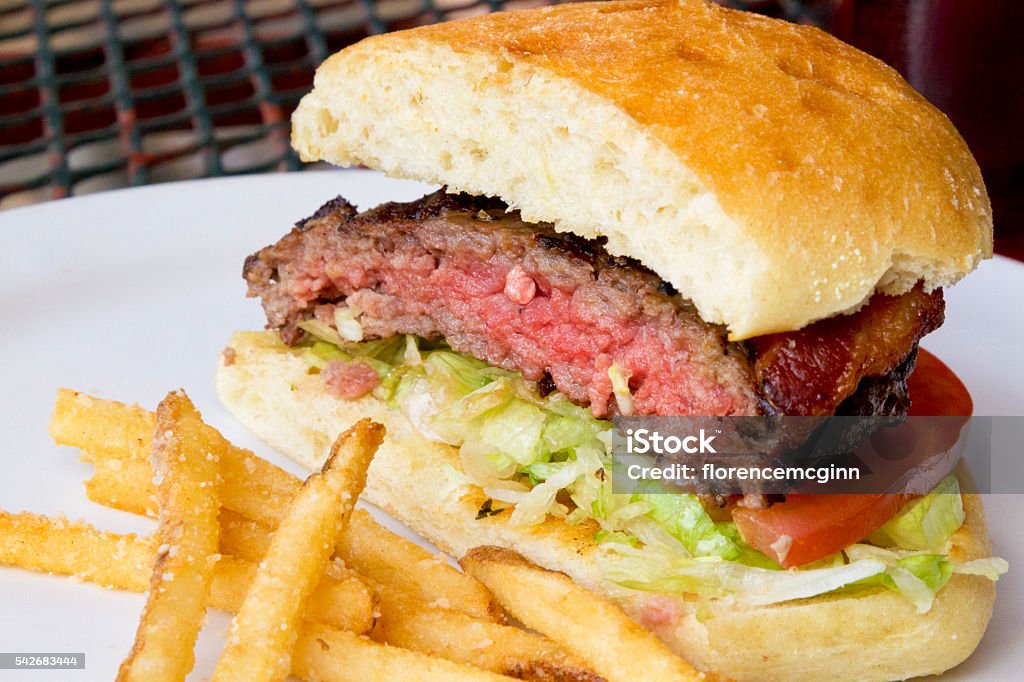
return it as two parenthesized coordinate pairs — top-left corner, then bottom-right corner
(333, 307), (364, 342)
(604, 541), (1007, 613)
(298, 319), (346, 346)
(716, 522), (782, 570)
(631, 483), (741, 560)
(604, 541), (887, 603)
(595, 529), (640, 547)
(355, 337), (614, 527)
(479, 398), (548, 466)
(403, 334), (422, 366)
(845, 544), (1008, 612)
(306, 340), (348, 366)
(507, 458), (590, 526)
(868, 474), (965, 553)
(298, 331), (1007, 610)
(607, 363), (634, 416)
(953, 556), (1012, 580)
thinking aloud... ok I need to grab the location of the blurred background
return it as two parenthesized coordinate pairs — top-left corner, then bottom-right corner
(0, 0), (1019, 258)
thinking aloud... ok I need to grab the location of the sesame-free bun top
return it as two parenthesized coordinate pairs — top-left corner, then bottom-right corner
(291, 0), (993, 339)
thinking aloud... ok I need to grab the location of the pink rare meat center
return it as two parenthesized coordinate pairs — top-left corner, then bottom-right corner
(244, 191), (942, 418)
(274, 203), (756, 418)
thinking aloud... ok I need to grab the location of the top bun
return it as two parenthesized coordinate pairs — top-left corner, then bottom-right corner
(291, 0), (992, 339)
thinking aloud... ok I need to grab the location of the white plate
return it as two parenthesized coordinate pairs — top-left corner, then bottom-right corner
(1, 171), (1021, 680)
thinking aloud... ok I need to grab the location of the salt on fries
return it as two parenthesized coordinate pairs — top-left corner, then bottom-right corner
(214, 511), (601, 680)
(0, 511), (374, 633)
(85, 458), (158, 517)
(212, 419), (383, 682)
(40, 389), (543, 679)
(117, 391), (222, 682)
(293, 623), (514, 682)
(0, 509), (507, 680)
(337, 509), (503, 621)
(53, 388), (294, 525)
(5, 387), (707, 681)
(54, 388), (499, 621)
(218, 507), (503, 622)
(50, 389), (154, 461)
(462, 546), (707, 682)
(372, 586), (600, 680)
(0, 511), (155, 591)
(215, 554), (374, 633)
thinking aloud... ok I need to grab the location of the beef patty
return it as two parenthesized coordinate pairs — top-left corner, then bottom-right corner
(243, 190), (944, 418)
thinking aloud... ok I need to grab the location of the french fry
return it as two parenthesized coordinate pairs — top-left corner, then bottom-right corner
(293, 623), (515, 682)
(217, 505), (502, 622)
(0, 511), (376, 633)
(118, 391), (222, 682)
(46, 389), (523, 679)
(84, 456), (288, 529)
(338, 509), (503, 622)
(461, 547), (706, 682)
(0, 510), (154, 591)
(372, 587), (603, 682)
(50, 389), (154, 461)
(220, 516), (589, 679)
(214, 556), (375, 634)
(53, 388), (296, 526)
(214, 440), (294, 526)
(86, 458), (158, 517)
(90, 465), (502, 622)
(64, 390), (500, 622)
(218, 508), (272, 562)
(0, 511), (495, 680)
(211, 419), (385, 682)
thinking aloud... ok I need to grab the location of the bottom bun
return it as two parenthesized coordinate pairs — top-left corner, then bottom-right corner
(215, 331), (997, 681)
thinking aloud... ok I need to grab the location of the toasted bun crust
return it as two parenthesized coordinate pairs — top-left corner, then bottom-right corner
(216, 331), (997, 681)
(291, 0), (992, 339)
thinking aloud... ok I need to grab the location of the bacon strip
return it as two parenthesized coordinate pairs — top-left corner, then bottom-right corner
(748, 286), (944, 415)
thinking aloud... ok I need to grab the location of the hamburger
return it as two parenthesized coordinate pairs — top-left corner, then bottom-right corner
(215, 1), (1007, 679)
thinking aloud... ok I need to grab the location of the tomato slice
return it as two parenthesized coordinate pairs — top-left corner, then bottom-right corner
(733, 348), (972, 568)
(907, 348), (973, 417)
(734, 493), (908, 568)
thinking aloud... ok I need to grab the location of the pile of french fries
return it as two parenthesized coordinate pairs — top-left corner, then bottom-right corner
(0, 388), (707, 682)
